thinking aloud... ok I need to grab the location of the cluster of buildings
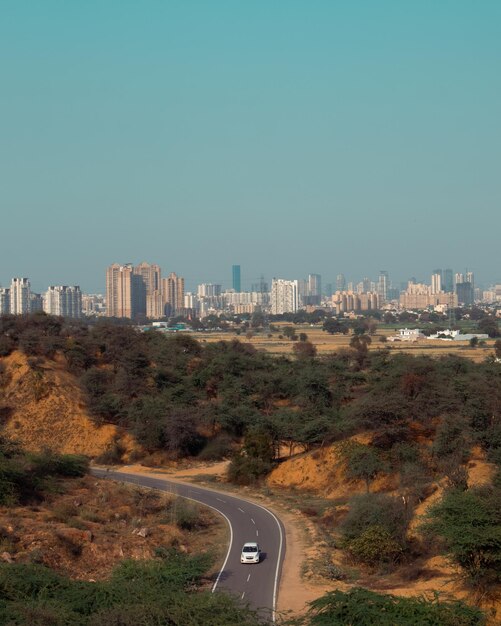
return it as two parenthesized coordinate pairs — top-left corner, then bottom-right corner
(0, 278), (82, 318)
(1, 264), (499, 322)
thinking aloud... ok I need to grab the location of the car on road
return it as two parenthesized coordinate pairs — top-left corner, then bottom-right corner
(240, 542), (261, 564)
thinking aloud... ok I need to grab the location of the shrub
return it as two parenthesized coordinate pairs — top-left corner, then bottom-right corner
(197, 435), (233, 461)
(341, 493), (410, 546)
(290, 587), (485, 625)
(421, 486), (501, 589)
(227, 454), (272, 485)
(340, 443), (386, 492)
(348, 525), (403, 566)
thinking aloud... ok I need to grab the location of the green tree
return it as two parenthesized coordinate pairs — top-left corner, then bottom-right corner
(421, 486), (501, 589)
(343, 444), (385, 492)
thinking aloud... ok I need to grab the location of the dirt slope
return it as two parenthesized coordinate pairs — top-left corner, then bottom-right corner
(0, 351), (135, 457)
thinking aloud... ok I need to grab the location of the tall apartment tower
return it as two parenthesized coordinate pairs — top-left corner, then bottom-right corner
(10, 278), (31, 314)
(162, 272), (185, 316)
(106, 264), (145, 319)
(0, 288), (10, 314)
(377, 271), (389, 304)
(271, 278), (299, 314)
(232, 265), (241, 292)
(134, 262), (162, 319)
(44, 286), (82, 318)
(443, 269), (454, 293)
(336, 274), (346, 291)
(431, 271), (442, 294)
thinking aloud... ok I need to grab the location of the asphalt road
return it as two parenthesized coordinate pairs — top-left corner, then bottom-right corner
(91, 468), (285, 622)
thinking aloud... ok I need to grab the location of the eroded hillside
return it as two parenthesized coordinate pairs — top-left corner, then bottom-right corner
(0, 351), (134, 457)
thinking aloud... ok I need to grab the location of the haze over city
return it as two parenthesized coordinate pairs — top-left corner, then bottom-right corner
(1, 1), (500, 293)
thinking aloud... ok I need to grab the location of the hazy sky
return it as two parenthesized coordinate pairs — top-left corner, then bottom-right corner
(1, 1), (500, 293)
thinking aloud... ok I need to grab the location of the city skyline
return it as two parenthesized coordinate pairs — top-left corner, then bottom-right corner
(1, 2), (500, 292)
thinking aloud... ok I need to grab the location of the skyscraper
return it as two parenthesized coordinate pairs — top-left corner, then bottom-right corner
(336, 274), (346, 291)
(134, 262), (162, 319)
(10, 278), (30, 315)
(431, 271), (442, 294)
(162, 272), (185, 316)
(106, 263), (145, 319)
(232, 265), (241, 292)
(443, 269), (454, 293)
(271, 279), (299, 314)
(0, 288), (10, 315)
(377, 271), (389, 303)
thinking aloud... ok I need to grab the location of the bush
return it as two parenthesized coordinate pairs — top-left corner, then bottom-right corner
(288, 587), (485, 625)
(341, 493), (410, 546)
(348, 525), (403, 565)
(421, 486), (501, 589)
(197, 435), (233, 461)
(29, 451), (89, 478)
(227, 454), (272, 485)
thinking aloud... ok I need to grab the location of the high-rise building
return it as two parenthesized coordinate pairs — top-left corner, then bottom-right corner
(336, 273), (346, 291)
(134, 262), (162, 319)
(232, 265), (241, 292)
(44, 286), (82, 318)
(10, 278), (31, 315)
(456, 281), (474, 306)
(443, 269), (454, 293)
(197, 284), (222, 298)
(162, 272), (185, 316)
(0, 288), (10, 315)
(377, 271), (389, 303)
(431, 271), (442, 294)
(270, 278), (299, 314)
(106, 263), (145, 319)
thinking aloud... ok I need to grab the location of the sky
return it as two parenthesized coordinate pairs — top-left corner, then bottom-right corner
(1, 1), (500, 293)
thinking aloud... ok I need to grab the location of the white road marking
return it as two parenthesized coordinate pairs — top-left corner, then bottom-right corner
(238, 507), (245, 513)
(241, 592), (245, 599)
(216, 497), (226, 503)
(256, 530), (259, 537)
(247, 573), (251, 582)
(251, 518), (255, 524)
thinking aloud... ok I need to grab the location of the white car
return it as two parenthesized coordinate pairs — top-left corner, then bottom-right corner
(240, 542), (261, 564)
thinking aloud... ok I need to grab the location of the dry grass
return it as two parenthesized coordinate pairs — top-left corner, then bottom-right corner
(193, 324), (495, 362)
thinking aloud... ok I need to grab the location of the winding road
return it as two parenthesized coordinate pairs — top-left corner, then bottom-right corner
(91, 468), (285, 622)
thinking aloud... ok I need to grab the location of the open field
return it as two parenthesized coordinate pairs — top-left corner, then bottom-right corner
(192, 324), (496, 362)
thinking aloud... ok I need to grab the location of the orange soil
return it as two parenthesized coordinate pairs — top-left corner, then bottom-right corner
(0, 351), (135, 457)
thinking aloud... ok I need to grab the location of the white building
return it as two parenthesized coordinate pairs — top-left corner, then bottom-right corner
(271, 278), (299, 315)
(44, 286), (82, 318)
(10, 278), (31, 315)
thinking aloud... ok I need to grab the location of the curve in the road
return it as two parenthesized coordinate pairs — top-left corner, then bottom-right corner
(91, 468), (285, 622)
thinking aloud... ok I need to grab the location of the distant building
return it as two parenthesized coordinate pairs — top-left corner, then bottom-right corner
(44, 286), (82, 318)
(271, 278), (299, 314)
(30, 293), (43, 312)
(331, 290), (378, 313)
(162, 272), (185, 316)
(399, 282), (458, 309)
(431, 271), (442, 294)
(197, 283), (222, 298)
(456, 281), (474, 306)
(10, 278), (30, 315)
(443, 269), (454, 293)
(106, 263), (146, 319)
(336, 273), (346, 291)
(0, 288), (10, 315)
(82, 294), (106, 316)
(377, 271), (389, 304)
(232, 265), (241, 293)
(134, 262), (162, 319)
